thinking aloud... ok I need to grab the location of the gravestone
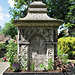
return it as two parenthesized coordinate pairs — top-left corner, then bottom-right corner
(13, 0), (63, 70)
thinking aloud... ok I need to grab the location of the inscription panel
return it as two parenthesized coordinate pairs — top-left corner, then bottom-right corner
(29, 35), (47, 70)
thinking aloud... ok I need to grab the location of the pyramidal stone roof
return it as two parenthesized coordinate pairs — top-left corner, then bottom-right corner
(13, 0), (64, 26)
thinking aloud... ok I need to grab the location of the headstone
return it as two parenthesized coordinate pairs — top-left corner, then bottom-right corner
(13, 0), (63, 70)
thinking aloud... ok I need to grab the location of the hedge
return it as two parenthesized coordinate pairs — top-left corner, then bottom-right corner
(58, 37), (75, 58)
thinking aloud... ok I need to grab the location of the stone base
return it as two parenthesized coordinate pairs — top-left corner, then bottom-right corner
(3, 72), (64, 75)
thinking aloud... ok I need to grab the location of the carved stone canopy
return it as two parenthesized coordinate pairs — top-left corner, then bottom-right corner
(13, 0), (64, 27)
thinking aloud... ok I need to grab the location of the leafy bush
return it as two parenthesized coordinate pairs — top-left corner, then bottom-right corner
(5, 39), (17, 67)
(57, 47), (63, 56)
(59, 54), (68, 65)
(55, 57), (74, 74)
(58, 37), (75, 58)
(0, 58), (3, 62)
(0, 43), (6, 50)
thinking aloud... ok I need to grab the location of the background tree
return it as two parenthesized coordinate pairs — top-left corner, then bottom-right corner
(9, 0), (75, 38)
(0, 26), (3, 34)
(10, 0), (75, 25)
(0, 26), (2, 32)
(65, 0), (75, 24)
(1, 22), (17, 38)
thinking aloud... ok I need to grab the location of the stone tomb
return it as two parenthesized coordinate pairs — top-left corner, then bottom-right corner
(13, 0), (63, 70)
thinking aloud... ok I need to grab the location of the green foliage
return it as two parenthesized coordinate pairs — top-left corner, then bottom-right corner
(40, 64), (45, 70)
(64, 23), (75, 28)
(0, 26), (2, 32)
(1, 22), (17, 38)
(0, 43), (6, 50)
(31, 61), (34, 71)
(59, 54), (68, 65)
(10, 0), (75, 25)
(58, 37), (75, 58)
(58, 48), (68, 64)
(73, 51), (75, 56)
(47, 58), (54, 70)
(5, 40), (17, 67)
(65, 0), (75, 24)
(58, 47), (63, 56)
(55, 56), (74, 73)
(0, 58), (3, 62)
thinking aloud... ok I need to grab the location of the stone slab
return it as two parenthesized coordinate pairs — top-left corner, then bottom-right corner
(3, 72), (64, 75)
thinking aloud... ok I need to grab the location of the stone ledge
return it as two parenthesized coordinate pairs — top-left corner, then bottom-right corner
(18, 42), (57, 45)
(18, 42), (30, 45)
(3, 72), (64, 75)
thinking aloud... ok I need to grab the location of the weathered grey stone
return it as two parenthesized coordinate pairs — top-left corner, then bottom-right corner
(13, 0), (63, 70)
(3, 72), (64, 75)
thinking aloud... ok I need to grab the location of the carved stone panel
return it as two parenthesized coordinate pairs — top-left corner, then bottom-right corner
(47, 45), (54, 62)
(29, 35), (47, 70)
(21, 45), (28, 70)
(19, 27), (53, 42)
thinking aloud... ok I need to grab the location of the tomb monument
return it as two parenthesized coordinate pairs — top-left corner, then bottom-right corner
(13, 0), (63, 70)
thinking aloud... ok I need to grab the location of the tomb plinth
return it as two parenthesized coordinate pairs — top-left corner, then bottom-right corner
(13, 0), (63, 70)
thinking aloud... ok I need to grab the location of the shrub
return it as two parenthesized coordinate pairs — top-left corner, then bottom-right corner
(0, 58), (3, 62)
(58, 37), (75, 58)
(55, 56), (74, 74)
(0, 43), (6, 50)
(59, 54), (68, 65)
(57, 47), (63, 56)
(5, 39), (17, 67)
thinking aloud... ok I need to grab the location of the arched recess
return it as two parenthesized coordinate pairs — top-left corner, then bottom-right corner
(29, 34), (47, 70)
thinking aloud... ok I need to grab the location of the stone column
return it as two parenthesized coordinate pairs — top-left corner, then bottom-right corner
(53, 27), (58, 70)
